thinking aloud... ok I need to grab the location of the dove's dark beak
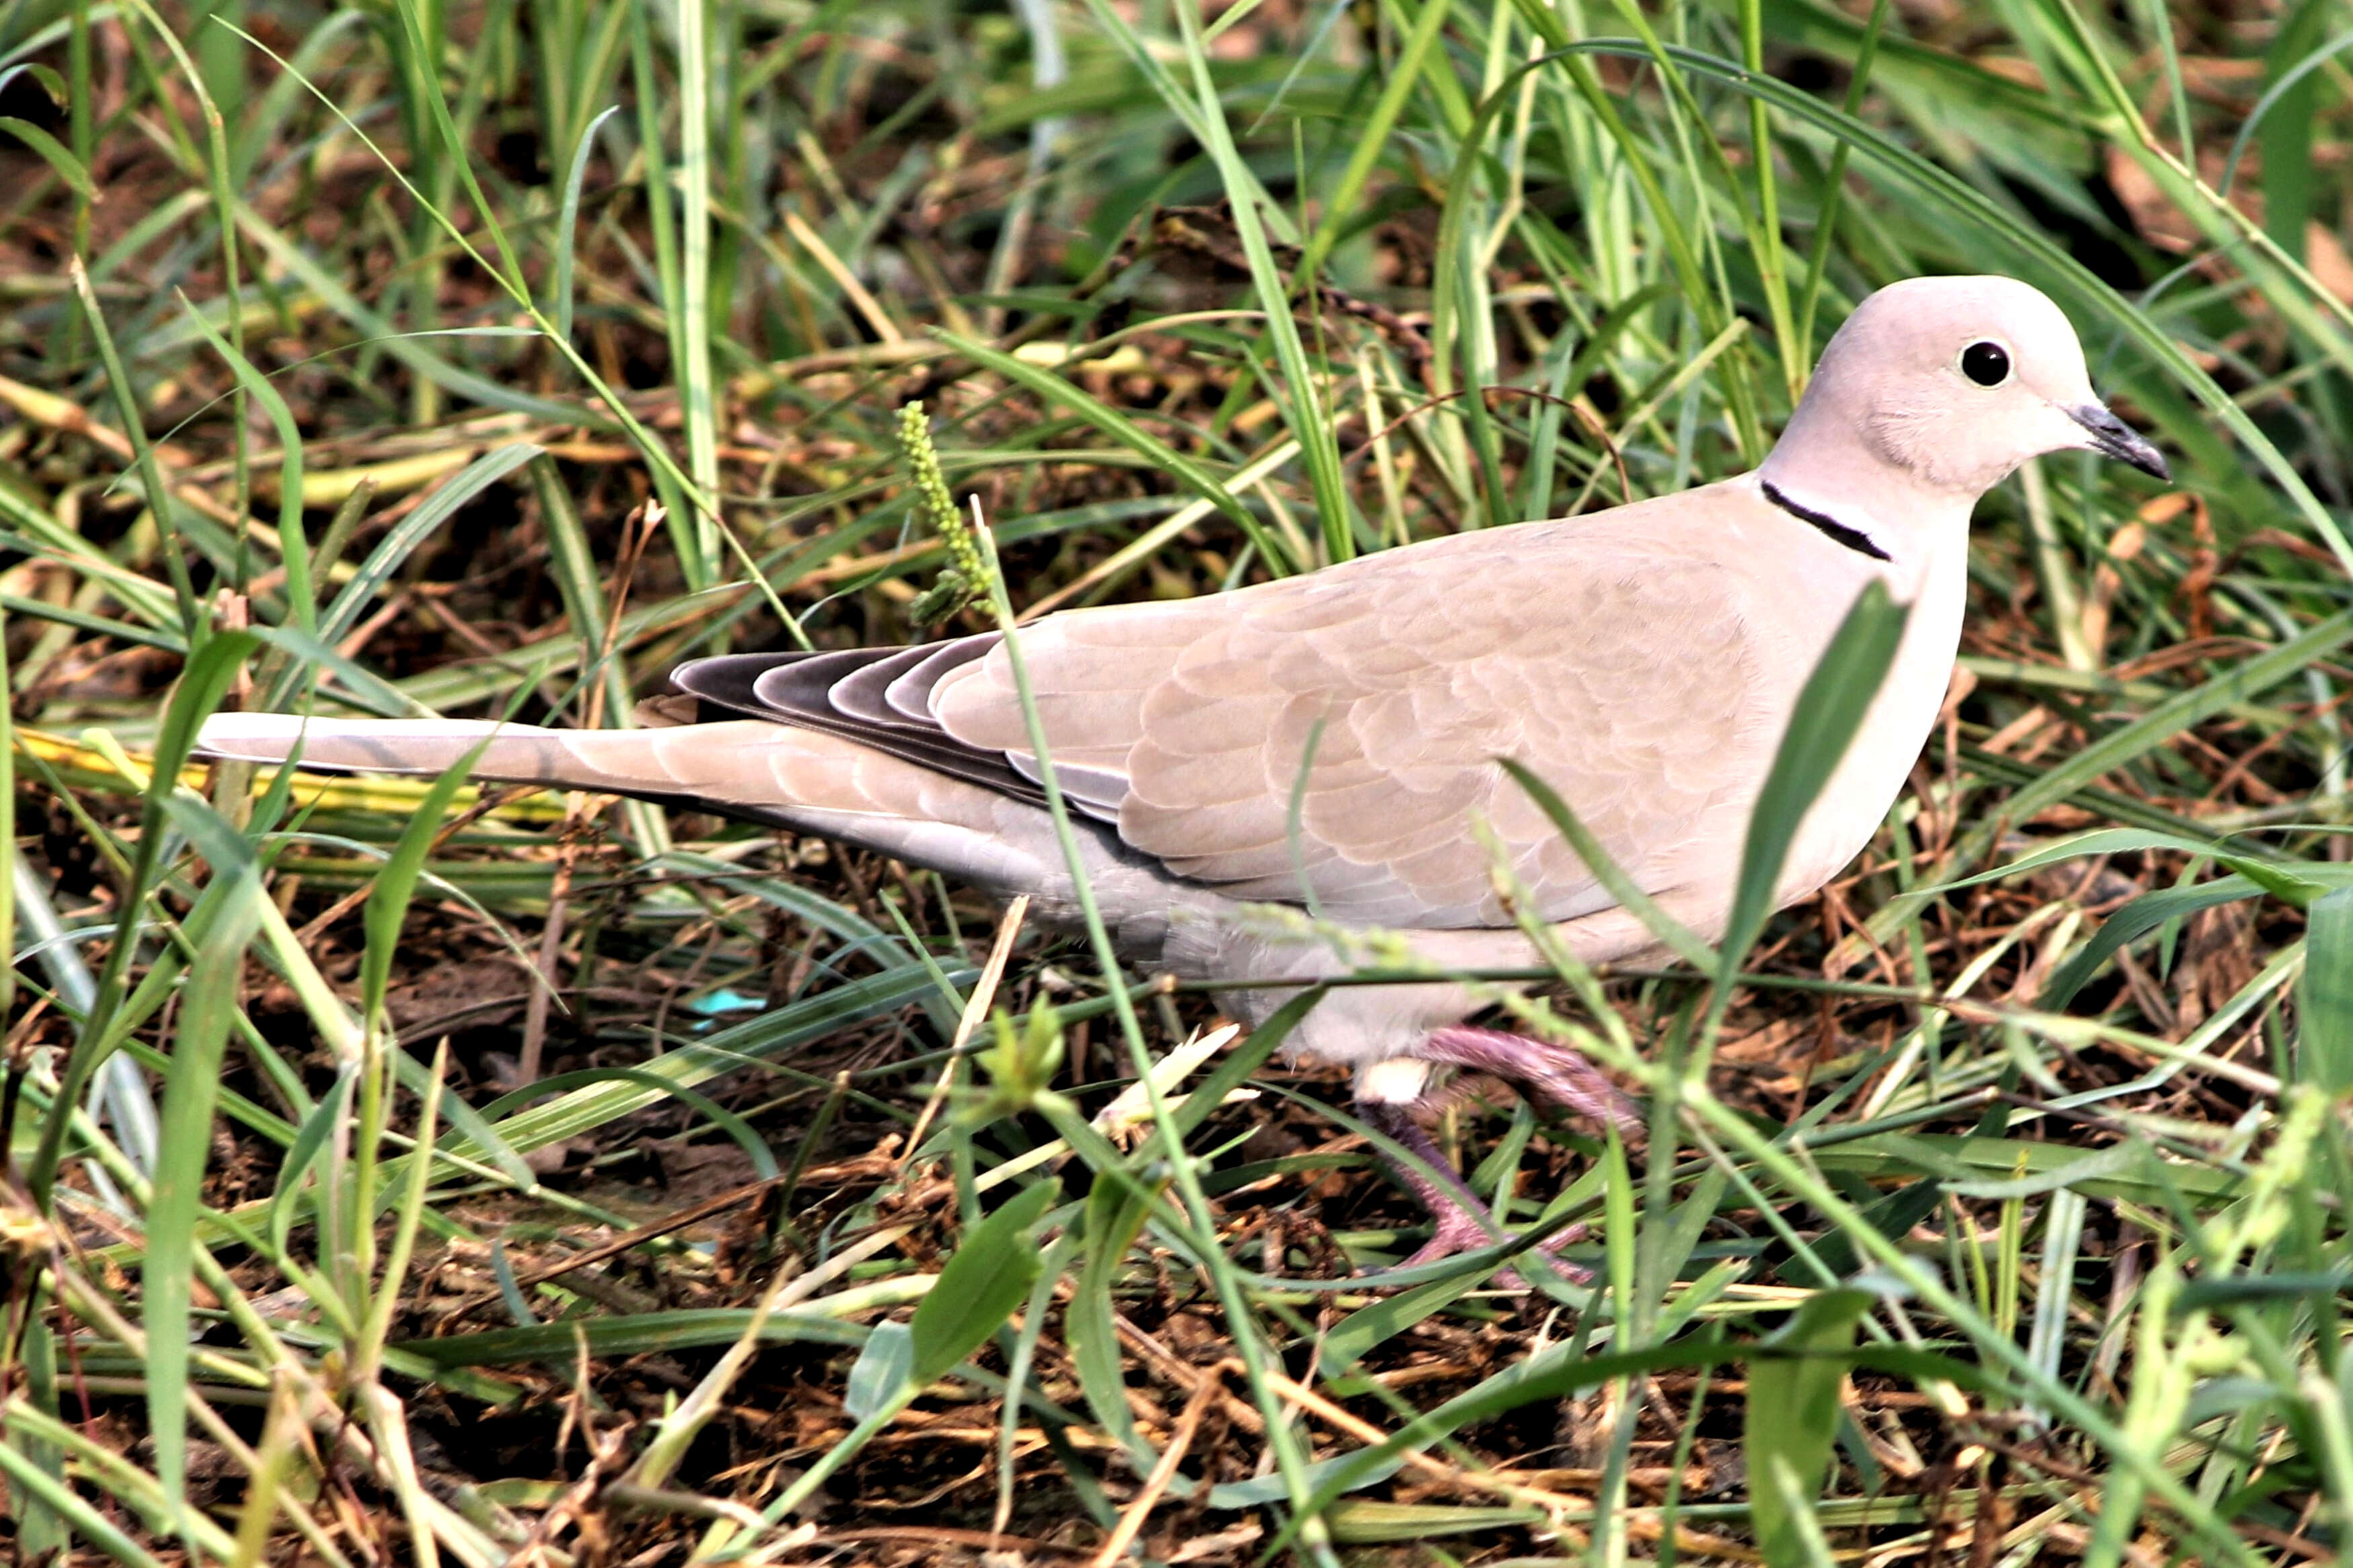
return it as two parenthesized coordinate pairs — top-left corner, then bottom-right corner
(2069, 403), (2170, 481)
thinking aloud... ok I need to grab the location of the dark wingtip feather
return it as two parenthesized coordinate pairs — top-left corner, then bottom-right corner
(666, 647), (1049, 804)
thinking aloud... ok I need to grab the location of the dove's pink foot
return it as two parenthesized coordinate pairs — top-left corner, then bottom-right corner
(1353, 1027), (1640, 1283)
(1357, 1100), (1591, 1284)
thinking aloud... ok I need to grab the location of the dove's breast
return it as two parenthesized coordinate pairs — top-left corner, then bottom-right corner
(1768, 506), (1975, 909)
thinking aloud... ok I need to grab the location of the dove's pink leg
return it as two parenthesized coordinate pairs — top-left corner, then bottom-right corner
(1415, 1026), (1643, 1134)
(1346, 1026), (1639, 1281)
(1356, 1100), (1511, 1266)
(1356, 1098), (1593, 1281)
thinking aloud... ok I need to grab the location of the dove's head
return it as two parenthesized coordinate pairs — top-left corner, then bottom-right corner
(1771, 275), (2167, 497)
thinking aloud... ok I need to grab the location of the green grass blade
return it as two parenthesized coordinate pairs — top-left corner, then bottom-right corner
(1174, 1), (1352, 560)
(316, 443), (543, 650)
(551, 104), (621, 349)
(26, 629), (261, 1206)
(358, 739), (491, 1015)
(672, 0), (722, 582)
(1500, 758), (1718, 970)
(936, 330), (1291, 571)
(177, 296), (314, 630)
(142, 866), (266, 1526)
(1718, 580), (1908, 980)
(0, 1431), (166, 1568)
(2300, 888), (2353, 1092)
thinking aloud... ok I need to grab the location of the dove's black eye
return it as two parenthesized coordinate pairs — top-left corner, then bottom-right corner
(1960, 340), (2011, 387)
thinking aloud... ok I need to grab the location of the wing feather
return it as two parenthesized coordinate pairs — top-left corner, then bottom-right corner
(674, 489), (1792, 927)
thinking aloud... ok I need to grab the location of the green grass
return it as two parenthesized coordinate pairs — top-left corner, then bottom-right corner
(1, 0), (2351, 1561)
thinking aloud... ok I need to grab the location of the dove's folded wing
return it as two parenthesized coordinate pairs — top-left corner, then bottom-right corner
(677, 499), (1794, 930)
(930, 518), (1787, 927)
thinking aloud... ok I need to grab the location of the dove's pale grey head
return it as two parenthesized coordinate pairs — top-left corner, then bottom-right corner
(1766, 275), (2167, 498)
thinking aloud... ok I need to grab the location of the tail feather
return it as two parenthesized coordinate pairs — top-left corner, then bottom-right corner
(192, 712), (1072, 893)
(196, 714), (630, 786)
(194, 713), (985, 817)
(196, 713), (1265, 968)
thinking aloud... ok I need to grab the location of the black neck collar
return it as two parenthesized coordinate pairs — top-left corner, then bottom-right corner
(1760, 479), (1891, 563)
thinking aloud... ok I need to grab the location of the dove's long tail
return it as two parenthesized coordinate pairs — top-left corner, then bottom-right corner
(193, 713), (1074, 897)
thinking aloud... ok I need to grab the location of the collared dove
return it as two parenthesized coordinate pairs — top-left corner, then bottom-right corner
(196, 276), (2166, 1270)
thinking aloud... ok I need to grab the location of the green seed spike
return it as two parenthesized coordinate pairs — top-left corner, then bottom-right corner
(965, 1000), (1065, 1122)
(899, 401), (989, 623)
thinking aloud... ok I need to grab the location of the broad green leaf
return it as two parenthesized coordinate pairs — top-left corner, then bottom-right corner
(908, 1178), (1061, 1385)
(845, 1321), (916, 1420)
(1070, 1173), (1160, 1467)
(1745, 1289), (1876, 1568)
